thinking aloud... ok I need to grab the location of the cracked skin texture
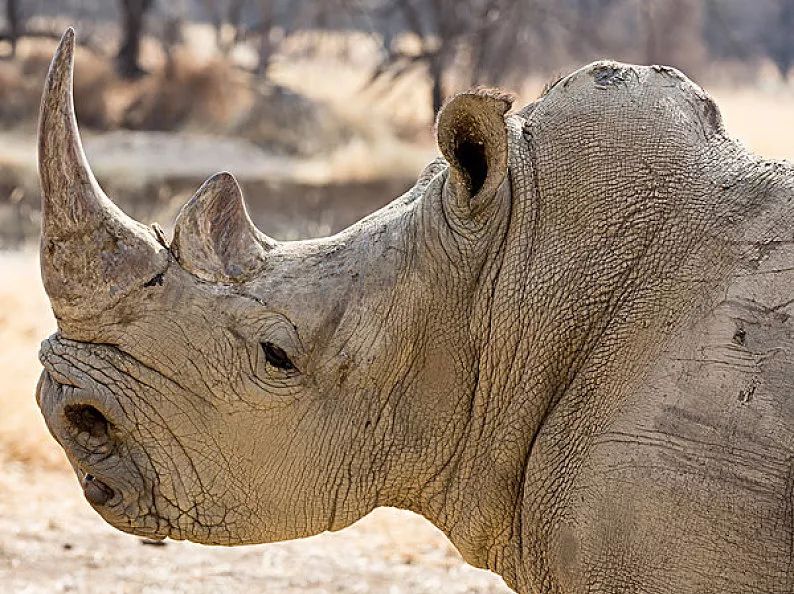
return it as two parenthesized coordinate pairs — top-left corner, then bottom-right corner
(35, 30), (794, 593)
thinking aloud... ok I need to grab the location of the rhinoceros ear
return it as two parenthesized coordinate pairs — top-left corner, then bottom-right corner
(436, 89), (513, 216)
(172, 172), (275, 282)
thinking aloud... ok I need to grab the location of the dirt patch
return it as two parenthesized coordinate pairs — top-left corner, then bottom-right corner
(0, 128), (422, 248)
(0, 250), (60, 467)
(0, 464), (510, 593)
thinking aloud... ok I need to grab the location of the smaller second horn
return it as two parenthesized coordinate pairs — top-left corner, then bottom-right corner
(172, 172), (275, 283)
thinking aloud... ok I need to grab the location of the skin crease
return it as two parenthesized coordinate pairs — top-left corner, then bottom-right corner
(36, 30), (794, 593)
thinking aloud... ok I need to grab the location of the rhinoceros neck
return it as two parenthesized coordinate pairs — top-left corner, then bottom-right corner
(409, 121), (794, 587)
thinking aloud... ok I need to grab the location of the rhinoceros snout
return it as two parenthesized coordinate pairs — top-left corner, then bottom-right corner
(36, 370), (123, 506)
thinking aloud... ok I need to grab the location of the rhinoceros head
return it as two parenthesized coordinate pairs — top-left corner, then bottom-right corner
(36, 30), (513, 546)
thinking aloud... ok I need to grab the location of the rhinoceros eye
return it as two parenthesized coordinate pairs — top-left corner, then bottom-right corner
(261, 342), (295, 371)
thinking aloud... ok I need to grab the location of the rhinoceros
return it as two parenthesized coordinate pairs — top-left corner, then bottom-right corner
(35, 29), (794, 593)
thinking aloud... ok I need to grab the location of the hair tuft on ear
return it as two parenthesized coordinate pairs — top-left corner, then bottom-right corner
(468, 86), (516, 108)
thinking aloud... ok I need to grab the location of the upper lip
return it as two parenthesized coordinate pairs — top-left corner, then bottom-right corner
(38, 363), (125, 430)
(36, 338), (171, 537)
(79, 470), (118, 506)
(38, 370), (126, 512)
(38, 336), (131, 428)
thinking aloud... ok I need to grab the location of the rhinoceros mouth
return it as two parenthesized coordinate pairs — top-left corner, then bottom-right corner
(79, 470), (116, 506)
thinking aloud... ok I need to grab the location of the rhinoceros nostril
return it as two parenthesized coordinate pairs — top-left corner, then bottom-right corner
(64, 404), (110, 439)
(81, 473), (114, 506)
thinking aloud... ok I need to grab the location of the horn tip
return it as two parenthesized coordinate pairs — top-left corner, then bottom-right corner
(55, 27), (76, 61)
(38, 26), (81, 209)
(175, 171), (252, 242)
(44, 27), (75, 91)
(195, 172), (243, 206)
(206, 171), (241, 191)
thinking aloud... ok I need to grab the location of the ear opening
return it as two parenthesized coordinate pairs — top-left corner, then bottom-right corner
(436, 89), (513, 209)
(455, 136), (488, 196)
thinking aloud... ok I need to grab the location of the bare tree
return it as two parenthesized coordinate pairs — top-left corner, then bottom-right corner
(1, 1), (107, 58)
(5, 0), (20, 58)
(159, 14), (183, 76)
(200, 0), (249, 55)
(201, 0), (225, 48)
(116, 0), (154, 78)
(767, 0), (794, 80)
(635, 0), (705, 70)
(223, 0), (247, 54)
(362, 0), (519, 115)
(234, 0), (309, 79)
(254, 1), (276, 76)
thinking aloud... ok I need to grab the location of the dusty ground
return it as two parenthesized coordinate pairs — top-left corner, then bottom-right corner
(0, 250), (510, 593)
(0, 465), (509, 594)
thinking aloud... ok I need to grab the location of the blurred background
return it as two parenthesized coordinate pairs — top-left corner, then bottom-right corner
(2, 1), (794, 592)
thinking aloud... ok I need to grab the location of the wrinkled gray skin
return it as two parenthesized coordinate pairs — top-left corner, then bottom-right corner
(36, 30), (794, 593)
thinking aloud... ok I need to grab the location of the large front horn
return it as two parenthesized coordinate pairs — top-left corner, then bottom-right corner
(38, 29), (167, 321)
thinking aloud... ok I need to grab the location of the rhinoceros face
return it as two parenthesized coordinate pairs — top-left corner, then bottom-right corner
(35, 30), (513, 544)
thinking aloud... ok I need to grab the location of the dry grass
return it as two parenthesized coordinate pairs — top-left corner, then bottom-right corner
(0, 250), (62, 469)
(269, 31), (436, 141)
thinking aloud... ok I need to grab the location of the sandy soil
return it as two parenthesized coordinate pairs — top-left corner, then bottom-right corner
(0, 250), (510, 593)
(0, 464), (510, 594)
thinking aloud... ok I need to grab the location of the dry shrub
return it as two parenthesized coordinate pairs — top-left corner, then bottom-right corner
(121, 51), (353, 156)
(72, 51), (116, 129)
(0, 41), (115, 130)
(0, 158), (42, 248)
(0, 38), (362, 157)
(0, 42), (253, 135)
(122, 52), (250, 131)
(0, 53), (45, 126)
(234, 84), (351, 156)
